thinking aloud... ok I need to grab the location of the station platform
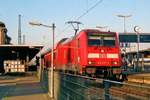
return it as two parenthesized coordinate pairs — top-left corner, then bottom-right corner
(5, 93), (50, 100)
(0, 75), (51, 100)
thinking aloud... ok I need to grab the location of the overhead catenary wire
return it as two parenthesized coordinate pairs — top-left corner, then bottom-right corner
(26, 0), (104, 45)
(56, 0), (104, 38)
(76, 0), (103, 20)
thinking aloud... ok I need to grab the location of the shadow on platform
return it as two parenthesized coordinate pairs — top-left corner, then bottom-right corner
(0, 75), (50, 100)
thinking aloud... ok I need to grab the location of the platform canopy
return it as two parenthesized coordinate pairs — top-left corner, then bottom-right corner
(119, 33), (150, 43)
(0, 45), (43, 61)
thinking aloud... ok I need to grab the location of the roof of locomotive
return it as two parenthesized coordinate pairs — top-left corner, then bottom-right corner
(57, 29), (116, 45)
(57, 37), (73, 45)
(42, 29), (117, 56)
(57, 38), (68, 44)
(80, 29), (116, 34)
(80, 29), (101, 33)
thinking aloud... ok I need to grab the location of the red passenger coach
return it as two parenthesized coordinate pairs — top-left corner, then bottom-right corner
(44, 51), (51, 68)
(44, 29), (123, 80)
(54, 38), (71, 70)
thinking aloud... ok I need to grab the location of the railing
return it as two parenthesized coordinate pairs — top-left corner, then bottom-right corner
(59, 73), (104, 100)
(42, 70), (150, 100)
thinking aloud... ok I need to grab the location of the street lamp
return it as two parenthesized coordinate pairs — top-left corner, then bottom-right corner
(117, 14), (132, 33)
(29, 21), (55, 98)
(117, 14), (132, 49)
(134, 26), (141, 71)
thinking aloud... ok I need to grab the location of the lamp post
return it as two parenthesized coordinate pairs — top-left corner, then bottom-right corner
(134, 26), (141, 71)
(29, 22), (55, 98)
(117, 14), (132, 52)
(117, 14), (132, 33)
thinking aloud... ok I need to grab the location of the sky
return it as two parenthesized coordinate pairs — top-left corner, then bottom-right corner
(0, 0), (150, 47)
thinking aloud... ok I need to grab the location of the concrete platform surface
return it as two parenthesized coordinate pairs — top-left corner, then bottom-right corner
(0, 75), (51, 100)
(4, 93), (50, 100)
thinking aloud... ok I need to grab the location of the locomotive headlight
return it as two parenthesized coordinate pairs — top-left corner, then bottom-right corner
(101, 49), (104, 53)
(88, 61), (92, 64)
(113, 61), (117, 65)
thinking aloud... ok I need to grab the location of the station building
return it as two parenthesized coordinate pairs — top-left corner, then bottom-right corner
(0, 21), (11, 45)
(0, 21), (43, 74)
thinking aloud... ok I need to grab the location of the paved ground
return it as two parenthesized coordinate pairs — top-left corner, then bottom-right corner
(0, 75), (51, 100)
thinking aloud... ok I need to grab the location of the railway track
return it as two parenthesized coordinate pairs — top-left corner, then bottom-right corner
(108, 80), (150, 100)
(110, 86), (150, 100)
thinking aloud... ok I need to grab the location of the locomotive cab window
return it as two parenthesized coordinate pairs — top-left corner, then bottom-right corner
(87, 33), (116, 46)
(103, 37), (115, 46)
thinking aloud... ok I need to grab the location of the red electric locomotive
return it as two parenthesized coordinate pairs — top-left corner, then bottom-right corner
(44, 29), (123, 80)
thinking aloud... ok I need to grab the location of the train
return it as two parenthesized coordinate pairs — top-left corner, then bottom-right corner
(44, 29), (124, 80)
